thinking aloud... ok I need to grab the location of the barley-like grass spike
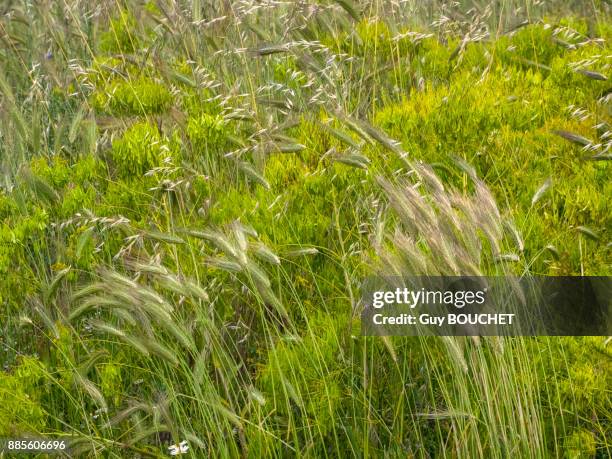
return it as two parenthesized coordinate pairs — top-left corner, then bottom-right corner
(575, 69), (608, 81)
(334, 153), (370, 169)
(253, 243), (281, 265)
(238, 161), (270, 189)
(552, 130), (592, 147)
(142, 230), (185, 245)
(531, 177), (552, 206)
(576, 225), (599, 241)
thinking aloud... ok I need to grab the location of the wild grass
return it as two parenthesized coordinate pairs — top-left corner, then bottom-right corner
(0, 1), (610, 457)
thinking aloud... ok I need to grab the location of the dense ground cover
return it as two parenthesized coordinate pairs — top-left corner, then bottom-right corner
(0, 1), (610, 457)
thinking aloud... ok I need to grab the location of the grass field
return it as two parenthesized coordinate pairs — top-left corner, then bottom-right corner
(0, 0), (610, 457)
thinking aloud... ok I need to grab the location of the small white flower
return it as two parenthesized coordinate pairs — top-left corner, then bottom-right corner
(168, 440), (189, 456)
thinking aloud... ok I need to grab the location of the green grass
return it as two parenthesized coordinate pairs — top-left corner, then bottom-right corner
(0, 1), (610, 457)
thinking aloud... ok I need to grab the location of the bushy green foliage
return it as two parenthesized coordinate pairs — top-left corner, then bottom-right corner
(374, 30), (610, 275)
(258, 315), (351, 440)
(497, 23), (564, 67)
(92, 78), (173, 116)
(187, 113), (228, 155)
(111, 122), (176, 178)
(99, 362), (123, 408)
(564, 429), (597, 459)
(99, 10), (140, 54)
(0, 357), (47, 435)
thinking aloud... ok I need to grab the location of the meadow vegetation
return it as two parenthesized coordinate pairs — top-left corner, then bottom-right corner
(0, 0), (610, 457)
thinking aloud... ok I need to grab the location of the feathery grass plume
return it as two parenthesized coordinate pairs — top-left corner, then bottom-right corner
(531, 177), (552, 206)
(277, 142), (306, 153)
(19, 167), (60, 204)
(68, 295), (124, 321)
(237, 160), (271, 189)
(282, 247), (319, 258)
(141, 230), (186, 245)
(552, 130), (593, 147)
(504, 221), (524, 253)
(333, 151), (371, 169)
(31, 301), (60, 339)
(321, 123), (362, 148)
(575, 69), (608, 80)
(359, 119), (405, 155)
(75, 227), (95, 260)
(252, 242), (281, 265)
(183, 228), (240, 259)
(377, 160), (504, 275)
(76, 269), (198, 356)
(44, 266), (71, 304)
(73, 372), (108, 412)
(373, 158), (555, 456)
(206, 256), (243, 272)
(142, 339), (180, 366)
(576, 225), (600, 241)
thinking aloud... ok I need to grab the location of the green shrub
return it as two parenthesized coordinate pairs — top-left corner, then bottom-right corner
(373, 42), (610, 275)
(187, 113), (228, 155)
(111, 122), (176, 178)
(0, 357), (47, 435)
(99, 10), (140, 54)
(563, 429), (597, 459)
(496, 23), (564, 67)
(93, 78), (173, 116)
(99, 362), (123, 408)
(258, 314), (351, 440)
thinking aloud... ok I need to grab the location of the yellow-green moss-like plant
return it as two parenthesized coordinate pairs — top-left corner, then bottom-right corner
(187, 113), (228, 155)
(99, 10), (140, 54)
(0, 357), (47, 436)
(111, 122), (176, 178)
(92, 78), (173, 116)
